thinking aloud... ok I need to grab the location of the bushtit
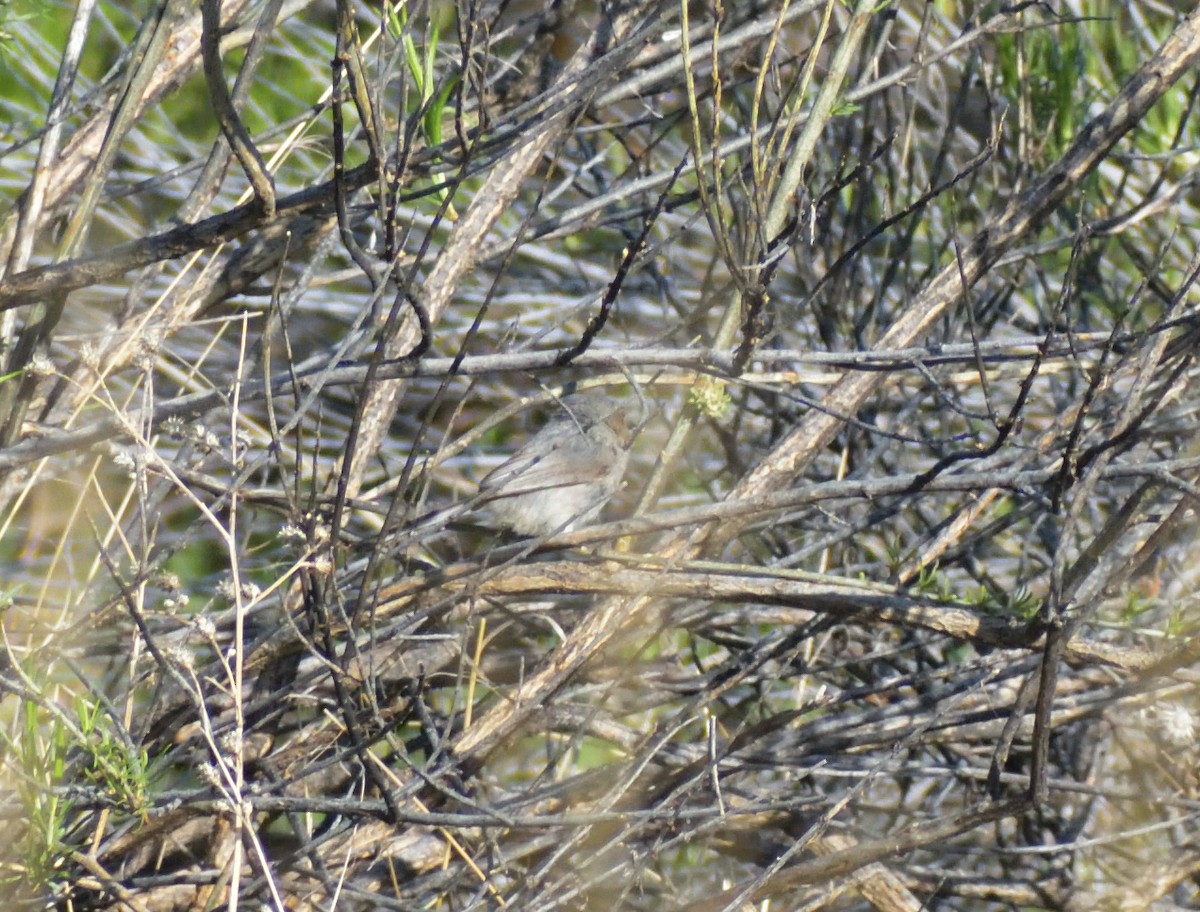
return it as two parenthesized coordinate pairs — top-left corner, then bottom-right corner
(470, 392), (637, 536)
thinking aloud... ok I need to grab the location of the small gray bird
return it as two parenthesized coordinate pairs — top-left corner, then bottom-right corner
(471, 392), (637, 536)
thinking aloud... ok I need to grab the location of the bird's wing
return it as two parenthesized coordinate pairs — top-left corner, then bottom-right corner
(477, 430), (615, 498)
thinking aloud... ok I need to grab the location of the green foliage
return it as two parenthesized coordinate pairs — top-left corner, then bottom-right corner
(882, 537), (905, 574)
(913, 567), (1041, 620)
(1163, 602), (1188, 639)
(3, 694), (75, 892)
(383, 0), (461, 216)
(912, 561), (953, 602)
(75, 695), (152, 818)
(570, 734), (627, 771)
(1120, 587), (1155, 625)
(1, 673), (157, 895)
(385, 0), (460, 151)
(967, 581), (1040, 620)
(995, 18), (1086, 160)
(0, 0), (30, 57)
